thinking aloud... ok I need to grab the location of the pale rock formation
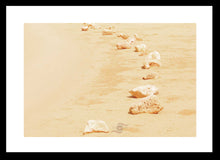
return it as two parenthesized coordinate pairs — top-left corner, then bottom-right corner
(83, 23), (102, 30)
(89, 25), (99, 30)
(142, 51), (161, 69)
(116, 41), (132, 49)
(135, 44), (147, 52)
(129, 85), (159, 98)
(129, 95), (163, 114)
(127, 37), (136, 45)
(102, 29), (114, 35)
(142, 71), (159, 80)
(142, 59), (161, 69)
(107, 26), (115, 30)
(117, 33), (129, 39)
(149, 59), (161, 67)
(147, 51), (161, 60)
(81, 26), (89, 31)
(83, 23), (93, 27)
(134, 33), (143, 41)
(83, 120), (110, 135)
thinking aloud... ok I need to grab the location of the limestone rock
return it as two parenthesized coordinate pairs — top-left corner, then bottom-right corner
(83, 120), (110, 134)
(90, 25), (100, 30)
(135, 44), (147, 52)
(134, 33), (143, 41)
(129, 85), (159, 98)
(81, 26), (89, 31)
(116, 41), (131, 49)
(129, 95), (163, 114)
(142, 71), (159, 80)
(149, 59), (161, 67)
(83, 23), (93, 27)
(102, 29), (114, 35)
(82, 23), (101, 30)
(106, 26), (115, 30)
(127, 37), (136, 45)
(142, 51), (161, 69)
(147, 51), (160, 60)
(117, 33), (129, 39)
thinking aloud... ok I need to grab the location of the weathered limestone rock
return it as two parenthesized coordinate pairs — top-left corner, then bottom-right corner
(142, 59), (161, 69)
(90, 25), (100, 30)
(102, 29), (114, 35)
(149, 59), (161, 67)
(82, 23), (101, 30)
(134, 33), (143, 41)
(106, 26), (115, 30)
(142, 71), (159, 80)
(127, 37), (136, 45)
(83, 120), (110, 135)
(117, 33), (129, 39)
(142, 51), (161, 69)
(129, 85), (159, 98)
(129, 95), (163, 114)
(83, 23), (93, 27)
(116, 41), (132, 49)
(135, 44), (147, 52)
(147, 51), (161, 60)
(81, 26), (89, 31)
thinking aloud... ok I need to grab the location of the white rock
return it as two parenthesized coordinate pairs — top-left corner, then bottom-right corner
(129, 95), (163, 114)
(148, 59), (161, 67)
(89, 25), (98, 30)
(83, 23), (101, 30)
(83, 23), (94, 27)
(134, 33), (143, 41)
(102, 29), (114, 35)
(135, 44), (147, 52)
(142, 59), (161, 69)
(83, 120), (110, 134)
(142, 71), (159, 80)
(147, 51), (160, 60)
(127, 37), (136, 45)
(117, 33), (129, 39)
(106, 26), (115, 30)
(129, 85), (159, 98)
(81, 26), (89, 31)
(142, 51), (161, 69)
(116, 41), (131, 49)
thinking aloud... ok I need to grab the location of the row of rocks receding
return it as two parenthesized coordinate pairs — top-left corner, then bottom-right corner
(81, 23), (163, 134)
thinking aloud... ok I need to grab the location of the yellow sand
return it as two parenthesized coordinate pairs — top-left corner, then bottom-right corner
(24, 23), (196, 137)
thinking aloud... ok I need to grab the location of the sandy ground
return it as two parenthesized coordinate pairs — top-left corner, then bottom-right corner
(24, 23), (196, 137)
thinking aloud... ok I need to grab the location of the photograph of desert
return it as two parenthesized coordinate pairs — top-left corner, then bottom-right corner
(24, 23), (196, 137)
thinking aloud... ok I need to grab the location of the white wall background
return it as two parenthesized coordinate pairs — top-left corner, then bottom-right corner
(6, 6), (213, 152)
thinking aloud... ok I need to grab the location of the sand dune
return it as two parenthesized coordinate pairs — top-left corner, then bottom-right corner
(24, 23), (196, 137)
